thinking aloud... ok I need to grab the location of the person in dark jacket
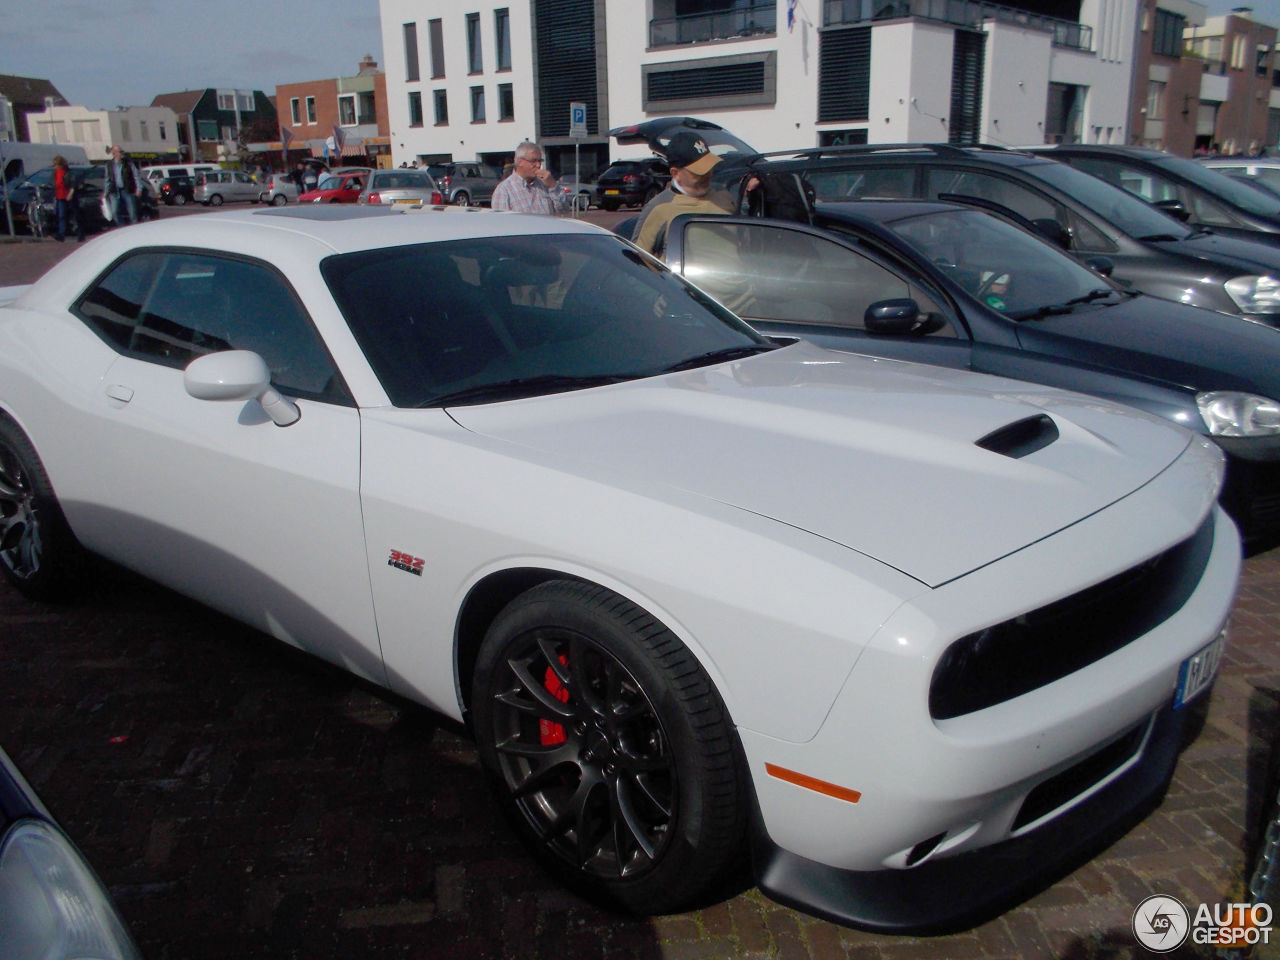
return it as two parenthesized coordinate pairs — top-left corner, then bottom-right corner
(105, 145), (144, 225)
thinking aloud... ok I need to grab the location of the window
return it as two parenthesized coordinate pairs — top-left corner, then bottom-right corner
(1232, 35), (1247, 70)
(434, 89), (449, 125)
(1152, 9), (1185, 58)
(291, 98), (301, 124)
(498, 83), (514, 122)
(495, 8), (512, 71)
(808, 165), (912, 201)
(681, 220), (953, 336)
(73, 252), (347, 403)
(1259, 44), (1271, 77)
(470, 86), (486, 123)
(923, 169), (1059, 223)
(217, 91), (235, 110)
(358, 92), (376, 124)
(404, 22), (420, 82)
(339, 95), (357, 126)
(238, 92), (253, 111)
(140, 120), (149, 142)
(197, 119), (219, 141)
(408, 91), (424, 127)
(306, 96), (317, 124)
(467, 13), (483, 73)
(120, 120), (131, 141)
(429, 19), (445, 78)
(159, 121), (167, 141)
(1146, 80), (1166, 120)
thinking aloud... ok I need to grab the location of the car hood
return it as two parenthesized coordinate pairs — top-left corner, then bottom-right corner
(447, 343), (1195, 586)
(1017, 294), (1280, 397)
(1162, 230), (1280, 273)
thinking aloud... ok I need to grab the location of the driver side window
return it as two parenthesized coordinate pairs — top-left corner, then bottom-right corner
(75, 251), (349, 404)
(681, 220), (956, 336)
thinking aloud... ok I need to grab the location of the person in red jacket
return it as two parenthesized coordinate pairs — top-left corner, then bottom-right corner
(52, 155), (84, 243)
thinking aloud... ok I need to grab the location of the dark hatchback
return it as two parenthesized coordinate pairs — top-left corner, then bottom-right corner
(656, 199), (1280, 540)
(7, 165), (158, 233)
(1030, 144), (1280, 245)
(593, 158), (672, 211)
(157, 174), (195, 206)
(701, 143), (1280, 327)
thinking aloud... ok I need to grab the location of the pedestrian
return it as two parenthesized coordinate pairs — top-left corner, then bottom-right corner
(105, 145), (144, 225)
(631, 132), (740, 256)
(51, 154), (84, 243)
(490, 141), (571, 215)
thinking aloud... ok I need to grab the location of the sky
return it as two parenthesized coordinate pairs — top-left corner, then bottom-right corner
(2, 0), (1279, 112)
(1, 0), (385, 109)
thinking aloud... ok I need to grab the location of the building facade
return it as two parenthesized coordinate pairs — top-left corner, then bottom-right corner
(149, 89), (278, 164)
(22, 104), (182, 163)
(379, 0), (1151, 174)
(270, 56), (391, 169)
(1185, 9), (1279, 154)
(0, 75), (68, 143)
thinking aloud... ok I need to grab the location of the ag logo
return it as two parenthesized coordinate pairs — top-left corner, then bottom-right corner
(1132, 895), (1190, 952)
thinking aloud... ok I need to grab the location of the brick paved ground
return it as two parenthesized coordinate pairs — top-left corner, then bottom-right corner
(2, 218), (1279, 958)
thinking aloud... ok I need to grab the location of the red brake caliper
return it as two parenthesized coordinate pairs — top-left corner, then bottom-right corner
(539, 655), (570, 745)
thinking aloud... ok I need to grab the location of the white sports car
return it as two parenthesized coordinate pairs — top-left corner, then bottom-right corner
(0, 206), (1240, 931)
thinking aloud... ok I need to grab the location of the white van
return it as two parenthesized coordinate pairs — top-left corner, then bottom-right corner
(139, 163), (218, 196)
(0, 143), (90, 189)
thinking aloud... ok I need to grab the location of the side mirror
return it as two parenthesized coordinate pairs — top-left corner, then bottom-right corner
(1084, 256), (1114, 277)
(865, 298), (921, 336)
(1152, 198), (1191, 222)
(184, 350), (300, 426)
(1030, 218), (1071, 250)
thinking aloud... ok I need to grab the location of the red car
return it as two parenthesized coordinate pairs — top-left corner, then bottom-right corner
(298, 169), (370, 204)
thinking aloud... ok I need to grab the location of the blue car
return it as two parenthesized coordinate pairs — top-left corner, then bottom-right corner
(657, 199), (1280, 541)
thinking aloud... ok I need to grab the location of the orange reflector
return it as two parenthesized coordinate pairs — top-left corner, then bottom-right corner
(765, 763), (862, 804)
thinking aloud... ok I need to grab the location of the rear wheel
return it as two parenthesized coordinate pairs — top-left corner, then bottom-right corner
(174, 193), (187, 206)
(454, 191), (471, 207)
(601, 200), (620, 212)
(472, 580), (746, 914)
(209, 194), (224, 207)
(271, 194), (287, 207)
(0, 417), (83, 600)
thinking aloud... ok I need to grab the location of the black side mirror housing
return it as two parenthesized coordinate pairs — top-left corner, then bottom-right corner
(1030, 217), (1071, 249)
(865, 298), (921, 335)
(1152, 198), (1192, 222)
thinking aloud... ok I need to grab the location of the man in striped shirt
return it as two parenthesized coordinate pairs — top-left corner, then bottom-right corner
(491, 141), (571, 215)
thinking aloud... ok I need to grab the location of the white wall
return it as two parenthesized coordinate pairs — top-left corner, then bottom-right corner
(24, 105), (180, 161)
(981, 21), (1051, 147)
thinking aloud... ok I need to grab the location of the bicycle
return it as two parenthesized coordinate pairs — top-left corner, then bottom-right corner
(24, 184), (50, 239)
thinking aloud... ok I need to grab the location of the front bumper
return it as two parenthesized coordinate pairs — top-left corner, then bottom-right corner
(749, 698), (1193, 933)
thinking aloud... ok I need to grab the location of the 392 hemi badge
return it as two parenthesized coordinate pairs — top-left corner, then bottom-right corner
(388, 549), (425, 576)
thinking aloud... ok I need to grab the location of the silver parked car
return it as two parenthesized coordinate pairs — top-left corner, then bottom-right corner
(357, 169), (443, 206)
(195, 170), (262, 206)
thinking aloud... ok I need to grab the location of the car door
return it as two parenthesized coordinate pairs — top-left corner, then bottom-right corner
(68, 249), (385, 683)
(663, 214), (975, 368)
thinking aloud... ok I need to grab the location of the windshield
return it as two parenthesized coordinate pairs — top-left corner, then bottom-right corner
(1152, 154), (1280, 218)
(886, 208), (1120, 318)
(1026, 160), (1195, 240)
(322, 234), (768, 407)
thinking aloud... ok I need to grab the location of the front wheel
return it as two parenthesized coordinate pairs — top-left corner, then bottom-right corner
(209, 194), (224, 207)
(472, 580), (746, 914)
(174, 193), (188, 206)
(271, 194), (287, 207)
(0, 417), (84, 600)
(453, 191), (471, 207)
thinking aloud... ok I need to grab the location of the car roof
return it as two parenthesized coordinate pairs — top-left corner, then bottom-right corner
(815, 198), (975, 222)
(734, 143), (1059, 174)
(1032, 145), (1169, 159)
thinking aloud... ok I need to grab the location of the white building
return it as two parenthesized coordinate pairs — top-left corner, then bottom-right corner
(379, 0), (1143, 176)
(23, 104), (182, 163)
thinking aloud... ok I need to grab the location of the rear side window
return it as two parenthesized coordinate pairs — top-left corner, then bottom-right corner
(74, 250), (350, 404)
(809, 165), (914, 201)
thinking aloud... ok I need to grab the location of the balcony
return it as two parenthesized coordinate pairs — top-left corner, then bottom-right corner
(823, 0), (1093, 52)
(650, 2), (776, 47)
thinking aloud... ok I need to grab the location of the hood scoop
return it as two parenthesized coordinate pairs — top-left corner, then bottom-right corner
(975, 414), (1060, 459)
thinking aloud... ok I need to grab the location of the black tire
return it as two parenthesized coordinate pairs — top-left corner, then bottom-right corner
(0, 417), (84, 600)
(174, 193), (187, 206)
(209, 194), (223, 207)
(642, 187), (659, 204)
(472, 580), (746, 914)
(454, 191), (471, 207)
(601, 200), (620, 212)
(271, 194), (287, 207)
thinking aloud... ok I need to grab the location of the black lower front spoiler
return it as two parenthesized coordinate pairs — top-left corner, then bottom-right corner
(749, 699), (1192, 935)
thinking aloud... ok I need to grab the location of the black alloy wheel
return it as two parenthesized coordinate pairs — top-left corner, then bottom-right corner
(472, 580), (746, 914)
(0, 418), (82, 600)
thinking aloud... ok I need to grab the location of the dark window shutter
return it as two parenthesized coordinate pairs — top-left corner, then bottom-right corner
(949, 30), (985, 145)
(818, 27), (870, 123)
(534, 0), (597, 138)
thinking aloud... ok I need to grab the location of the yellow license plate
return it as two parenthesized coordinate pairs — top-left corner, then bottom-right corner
(605, 189), (619, 195)
(393, 198), (419, 205)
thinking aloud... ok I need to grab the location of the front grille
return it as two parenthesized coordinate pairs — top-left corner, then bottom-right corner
(929, 515), (1215, 720)
(1011, 719), (1148, 831)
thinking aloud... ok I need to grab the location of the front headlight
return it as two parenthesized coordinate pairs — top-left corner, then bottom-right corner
(0, 820), (140, 960)
(1197, 391), (1280, 436)
(1224, 274), (1280, 314)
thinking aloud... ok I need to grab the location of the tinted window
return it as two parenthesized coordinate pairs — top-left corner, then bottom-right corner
(682, 220), (955, 335)
(809, 166), (914, 200)
(321, 234), (765, 407)
(75, 251), (349, 403)
(1026, 160), (1194, 239)
(924, 168), (1058, 222)
(1152, 154), (1280, 217)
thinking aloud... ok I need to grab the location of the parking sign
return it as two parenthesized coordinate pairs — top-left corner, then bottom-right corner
(570, 102), (587, 140)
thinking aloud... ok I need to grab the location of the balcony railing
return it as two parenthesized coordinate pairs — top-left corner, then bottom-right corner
(823, 0), (1092, 52)
(650, 2), (777, 47)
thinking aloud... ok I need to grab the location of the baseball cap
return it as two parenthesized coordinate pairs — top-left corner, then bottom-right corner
(665, 132), (721, 175)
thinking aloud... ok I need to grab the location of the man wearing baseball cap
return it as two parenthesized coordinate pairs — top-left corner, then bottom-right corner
(632, 131), (739, 256)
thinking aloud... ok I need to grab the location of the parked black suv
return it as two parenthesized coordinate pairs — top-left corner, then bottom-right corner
(1028, 144), (1280, 245)
(158, 174), (195, 206)
(698, 142), (1280, 326)
(593, 158), (672, 211)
